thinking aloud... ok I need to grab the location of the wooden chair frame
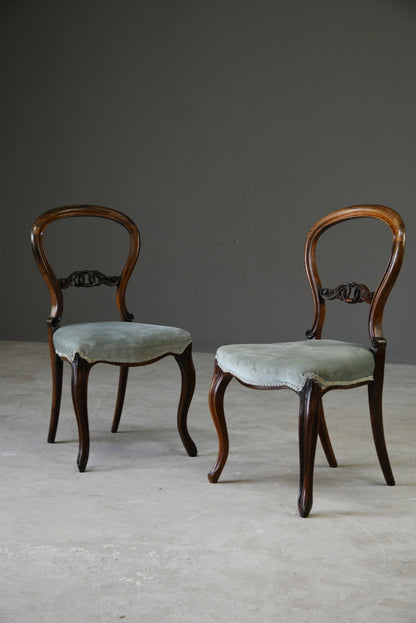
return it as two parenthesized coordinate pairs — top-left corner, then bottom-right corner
(208, 205), (405, 517)
(31, 205), (196, 471)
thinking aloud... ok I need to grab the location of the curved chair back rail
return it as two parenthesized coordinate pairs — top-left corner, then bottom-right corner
(31, 205), (140, 330)
(304, 204), (405, 345)
(31, 205), (196, 472)
(208, 204), (406, 517)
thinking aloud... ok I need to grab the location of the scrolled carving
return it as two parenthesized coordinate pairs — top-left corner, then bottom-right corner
(59, 270), (121, 289)
(320, 282), (374, 304)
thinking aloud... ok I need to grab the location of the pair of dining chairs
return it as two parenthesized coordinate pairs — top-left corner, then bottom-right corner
(31, 204), (405, 517)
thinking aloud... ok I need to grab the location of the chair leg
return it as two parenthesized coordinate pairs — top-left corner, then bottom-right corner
(48, 352), (63, 443)
(368, 381), (395, 485)
(208, 362), (233, 483)
(70, 354), (92, 472)
(174, 344), (197, 457)
(318, 399), (337, 468)
(298, 380), (321, 517)
(111, 366), (129, 433)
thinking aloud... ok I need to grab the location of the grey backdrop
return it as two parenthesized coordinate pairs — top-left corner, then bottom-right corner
(1, 0), (415, 362)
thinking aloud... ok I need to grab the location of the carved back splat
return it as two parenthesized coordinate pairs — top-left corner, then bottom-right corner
(59, 270), (121, 289)
(320, 282), (374, 304)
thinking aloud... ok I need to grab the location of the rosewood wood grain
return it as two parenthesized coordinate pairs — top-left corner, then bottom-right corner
(368, 340), (395, 485)
(305, 204), (405, 343)
(208, 362), (233, 483)
(71, 354), (92, 473)
(317, 398), (337, 468)
(48, 352), (63, 443)
(31, 205), (139, 328)
(298, 380), (321, 518)
(174, 344), (197, 457)
(111, 366), (129, 433)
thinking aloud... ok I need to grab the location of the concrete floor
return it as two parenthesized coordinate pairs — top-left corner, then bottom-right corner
(1, 340), (415, 623)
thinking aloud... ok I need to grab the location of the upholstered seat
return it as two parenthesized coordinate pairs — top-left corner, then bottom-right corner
(216, 340), (375, 392)
(54, 322), (192, 364)
(208, 205), (405, 517)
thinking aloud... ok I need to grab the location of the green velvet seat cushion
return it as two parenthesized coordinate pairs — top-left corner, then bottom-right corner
(53, 321), (192, 364)
(216, 339), (375, 392)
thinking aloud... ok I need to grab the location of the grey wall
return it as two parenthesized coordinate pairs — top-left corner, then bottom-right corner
(1, 0), (415, 362)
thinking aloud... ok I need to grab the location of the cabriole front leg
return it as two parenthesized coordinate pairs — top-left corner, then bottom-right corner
(174, 344), (197, 456)
(208, 363), (233, 483)
(298, 380), (321, 517)
(71, 354), (92, 472)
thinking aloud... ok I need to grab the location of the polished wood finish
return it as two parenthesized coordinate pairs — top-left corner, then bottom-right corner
(298, 379), (321, 518)
(320, 282), (373, 304)
(59, 270), (121, 289)
(317, 398), (337, 468)
(368, 340), (395, 485)
(111, 366), (129, 433)
(71, 353), (92, 473)
(175, 344), (198, 457)
(48, 352), (63, 443)
(304, 205), (405, 344)
(31, 205), (196, 470)
(208, 205), (405, 516)
(207, 363), (233, 483)
(31, 205), (139, 328)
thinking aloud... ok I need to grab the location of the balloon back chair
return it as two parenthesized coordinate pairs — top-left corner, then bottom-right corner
(208, 205), (405, 517)
(31, 205), (196, 472)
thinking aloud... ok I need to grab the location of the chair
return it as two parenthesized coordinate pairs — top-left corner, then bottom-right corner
(31, 205), (196, 471)
(208, 205), (405, 517)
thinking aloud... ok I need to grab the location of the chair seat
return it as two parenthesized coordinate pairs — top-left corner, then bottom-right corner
(54, 321), (192, 364)
(216, 339), (375, 392)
